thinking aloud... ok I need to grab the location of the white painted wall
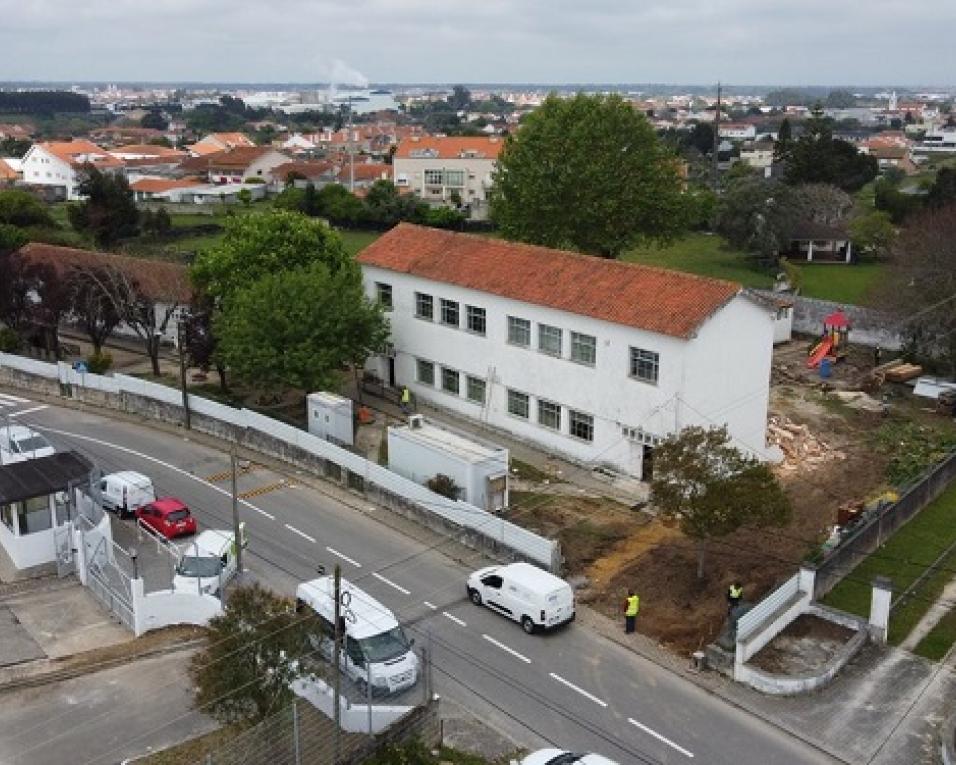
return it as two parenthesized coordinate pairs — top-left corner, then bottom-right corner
(291, 677), (413, 734)
(130, 578), (223, 637)
(21, 145), (78, 199)
(0, 517), (57, 569)
(392, 156), (496, 219)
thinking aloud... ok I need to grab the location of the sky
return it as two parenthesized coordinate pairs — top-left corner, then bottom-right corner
(1, 0), (954, 87)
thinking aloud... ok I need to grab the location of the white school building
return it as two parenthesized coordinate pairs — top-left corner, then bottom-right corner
(358, 224), (776, 479)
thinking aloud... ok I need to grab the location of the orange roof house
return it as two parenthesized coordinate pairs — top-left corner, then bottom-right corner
(188, 132), (256, 156)
(393, 135), (504, 160)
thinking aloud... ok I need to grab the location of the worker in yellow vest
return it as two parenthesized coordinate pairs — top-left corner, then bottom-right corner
(727, 582), (743, 614)
(624, 589), (640, 634)
(400, 385), (411, 414)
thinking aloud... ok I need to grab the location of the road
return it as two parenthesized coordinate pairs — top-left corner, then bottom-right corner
(1, 392), (836, 765)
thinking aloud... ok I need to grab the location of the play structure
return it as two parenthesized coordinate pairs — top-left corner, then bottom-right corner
(807, 309), (850, 369)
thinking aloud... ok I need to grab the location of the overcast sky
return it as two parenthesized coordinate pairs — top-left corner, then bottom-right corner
(1, 0), (954, 87)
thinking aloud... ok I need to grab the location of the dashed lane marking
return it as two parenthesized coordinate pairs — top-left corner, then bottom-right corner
(628, 718), (695, 759)
(443, 612), (466, 627)
(284, 524), (316, 544)
(423, 601), (438, 610)
(482, 634), (532, 664)
(372, 572), (411, 595)
(326, 547), (362, 568)
(549, 673), (608, 708)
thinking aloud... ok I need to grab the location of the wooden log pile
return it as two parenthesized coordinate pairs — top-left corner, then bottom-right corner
(768, 414), (846, 474)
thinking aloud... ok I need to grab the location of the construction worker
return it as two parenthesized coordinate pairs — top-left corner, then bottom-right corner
(874, 345), (883, 369)
(727, 581), (743, 613)
(400, 385), (411, 414)
(624, 589), (640, 634)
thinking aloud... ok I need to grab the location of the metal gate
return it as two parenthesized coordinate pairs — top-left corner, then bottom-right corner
(53, 523), (75, 578)
(85, 537), (135, 631)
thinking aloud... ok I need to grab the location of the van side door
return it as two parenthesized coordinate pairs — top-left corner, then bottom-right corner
(480, 574), (511, 616)
(344, 635), (366, 679)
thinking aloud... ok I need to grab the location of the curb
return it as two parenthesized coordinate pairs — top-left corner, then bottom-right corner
(942, 712), (956, 765)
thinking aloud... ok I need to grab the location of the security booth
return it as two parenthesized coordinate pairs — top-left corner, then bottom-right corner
(0, 451), (93, 572)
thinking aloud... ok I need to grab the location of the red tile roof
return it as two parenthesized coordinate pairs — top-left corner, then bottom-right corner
(205, 146), (283, 170)
(129, 177), (203, 194)
(394, 135), (504, 160)
(38, 140), (124, 170)
(357, 224), (741, 339)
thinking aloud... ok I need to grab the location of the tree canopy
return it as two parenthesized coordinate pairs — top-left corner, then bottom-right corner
(778, 108), (878, 191)
(67, 167), (140, 246)
(0, 189), (54, 228)
(650, 426), (792, 578)
(490, 93), (686, 258)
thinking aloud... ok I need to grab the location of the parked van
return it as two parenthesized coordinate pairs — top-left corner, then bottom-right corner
(173, 529), (241, 596)
(296, 576), (418, 696)
(99, 471), (156, 517)
(467, 562), (575, 634)
(0, 425), (54, 465)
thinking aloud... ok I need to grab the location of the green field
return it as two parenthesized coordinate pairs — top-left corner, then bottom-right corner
(794, 262), (887, 305)
(623, 232), (773, 288)
(822, 482), (956, 649)
(336, 229), (381, 256)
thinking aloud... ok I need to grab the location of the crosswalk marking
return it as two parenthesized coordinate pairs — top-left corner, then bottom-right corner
(0, 393), (30, 404)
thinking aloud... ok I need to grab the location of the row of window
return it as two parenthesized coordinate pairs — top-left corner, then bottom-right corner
(423, 168), (466, 187)
(376, 284), (661, 385)
(416, 358), (487, 405)
(506, 389), (595, 443)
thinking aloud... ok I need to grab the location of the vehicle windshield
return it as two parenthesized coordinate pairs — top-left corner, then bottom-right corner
(177, 555), (222, 578)
(358, 627), (410, 663)
(167, 509), (190, 522)
(12, 435), (51, 454)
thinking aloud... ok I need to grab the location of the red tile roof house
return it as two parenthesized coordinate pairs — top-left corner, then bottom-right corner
(357, 224), (776, 479)
(20, 140), (125, 200)
(201, 146), (291, 187)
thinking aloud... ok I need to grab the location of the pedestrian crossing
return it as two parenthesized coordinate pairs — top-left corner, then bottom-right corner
(0, 392), (48, 417)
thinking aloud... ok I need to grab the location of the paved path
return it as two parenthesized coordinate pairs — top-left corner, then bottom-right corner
(900, 573), (956, 651)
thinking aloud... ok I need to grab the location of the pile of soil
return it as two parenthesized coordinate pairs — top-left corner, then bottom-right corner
(750, 614), (856, 674)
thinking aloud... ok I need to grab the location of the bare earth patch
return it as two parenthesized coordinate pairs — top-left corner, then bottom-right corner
(750, 613), (856, 675)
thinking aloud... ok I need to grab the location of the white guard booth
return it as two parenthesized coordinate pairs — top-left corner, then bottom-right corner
(306, 392), (354, 447)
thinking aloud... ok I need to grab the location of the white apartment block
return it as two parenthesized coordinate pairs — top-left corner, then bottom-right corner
(358, 224), (775, 479)
(21, 140), (124, 200)
(392, 136), (503, 220)
(718, 123), (757, 141)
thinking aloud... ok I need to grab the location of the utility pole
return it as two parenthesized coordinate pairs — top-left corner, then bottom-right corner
(347, 96), (355, 194)
(712, 81), (722, 195)
(177, 319), (190, 430)
(231, 444), (242, 575)
(333, 564), (342, 764)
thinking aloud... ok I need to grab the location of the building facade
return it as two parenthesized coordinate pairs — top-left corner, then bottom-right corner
(20, 140), (124, 200)
(358, 224), (775, 479)
(392, 136), (503, 220)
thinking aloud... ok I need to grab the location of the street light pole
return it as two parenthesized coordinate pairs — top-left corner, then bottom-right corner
(333, 564), (342, 764)
(177, 318), (191, 430)
(231, 444), (242, 576)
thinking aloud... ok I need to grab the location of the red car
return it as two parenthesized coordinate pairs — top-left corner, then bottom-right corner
(135, 497), (197, 540)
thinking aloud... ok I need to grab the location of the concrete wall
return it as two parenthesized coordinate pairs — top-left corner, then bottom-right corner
(291, 677), (414, 734)
(130, 579), (223, 637)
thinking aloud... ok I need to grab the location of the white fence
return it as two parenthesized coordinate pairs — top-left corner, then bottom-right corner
(0, 353), (559, 570)
(735, 568), (815, 672)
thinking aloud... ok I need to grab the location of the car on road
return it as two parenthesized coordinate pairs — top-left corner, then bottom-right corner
(135, 497), (197, 540)
(173, 529), (241, 596)
(519, 750), (618, 765)
(99, 471), (156, 518)
(467, 562), (575, 634)
(0, 425), (55, 464)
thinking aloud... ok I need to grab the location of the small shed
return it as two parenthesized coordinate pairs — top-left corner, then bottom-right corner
(306, 392), (354, 447)
(387, 416), (508, 512)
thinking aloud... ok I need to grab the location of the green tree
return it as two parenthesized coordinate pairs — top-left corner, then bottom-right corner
(774, 118), (792, 162)
(0, 189), (54, 228)
(67, 167), (140, 246)
(214, 260), (388, 395)
(364, 179), (421, 226)
(190, 584), (319, 725)
(191, 210), (350, 305)
(490, 93), (686, 258)
(926, 167), (956, 210)
(140, 110), (168, 131)
(780, 107), (878, 191)
(650, 426), (792, 579)
(715, 176), (798, 258)
(236, 188), (252, 207)
(848, 211), (896, 259)
(315, 184), (366, 227)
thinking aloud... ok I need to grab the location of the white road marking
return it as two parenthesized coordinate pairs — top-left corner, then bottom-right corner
(372, 572), (411, 595)
(284, 524), (316, 544)
(423, 601), (438, 610)
(32, 426), (277, 521)
(548, 673), (608, 708)
(443, 611), (466, 627)
(0, 392), (30, 403)
(10, 405), (48, 417)
(326, 546), (362, 568)
(482, 634), (532, 664)
(628, 718), (695, 759)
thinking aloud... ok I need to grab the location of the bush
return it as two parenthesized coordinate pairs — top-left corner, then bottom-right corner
(427, 473), (461, 500)
(0, 327), (21, 352)
(877, 422), (956, 487)
(86, 350), (113, 374)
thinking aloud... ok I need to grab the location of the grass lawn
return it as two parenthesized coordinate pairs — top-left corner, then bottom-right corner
(793, 261), (887, 305)
(623, 232), (773, 288)
(914, 605), (956, 661)
(822, 482), (956, 647)
(337, 228), (381, 256)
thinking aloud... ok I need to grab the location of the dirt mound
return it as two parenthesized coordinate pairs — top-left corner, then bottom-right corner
(768, 414), (846, 475)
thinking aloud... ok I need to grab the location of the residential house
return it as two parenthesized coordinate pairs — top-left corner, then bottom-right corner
(188, 132), (256, 157)
(788, 221), (853, 263)
(739, 140), (775, 174)
(0, 123), (33, 141)
(270, 160), (340, 188)
(357, 224), (775, 479)
(129, 176), (204, 202)
(345, 161), (391, 191)
(110, 144), (188, 181)
(20, 140), (124, 200)
(0, 451), (92, 572)
(916, 127), (956, 154)
(718, 123), (757, 141)
(0, 158), (20, 185)
(859, 132), (917, 173)
(203, 146), (289, 185)
(392, 136), (504, 220)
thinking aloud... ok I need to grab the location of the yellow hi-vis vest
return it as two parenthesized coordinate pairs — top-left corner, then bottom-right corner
(729, 584), (743, 599)
(401, 387), (411, 404)
(626, 595), (640, 616)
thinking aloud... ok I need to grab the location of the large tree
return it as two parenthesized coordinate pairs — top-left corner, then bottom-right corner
(490, 93), (686, 258)
(214, 261), (388, 396)
(67, 265), (122, 353)
(650, 426), (791, 579)
(67, 167), (140, 246)
(778, 107), (877, 192)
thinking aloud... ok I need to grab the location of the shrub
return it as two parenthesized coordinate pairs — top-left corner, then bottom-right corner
(86, 350), (113, 374)
(0, 327), (21, 352)
(427, 473), (462, 500)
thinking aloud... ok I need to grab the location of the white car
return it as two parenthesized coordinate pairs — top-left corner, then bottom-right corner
(173, 529), (241, 596)
(467, 562), (575, 634)
(519, 750), (619, 765)
(0, 425), (55, 465)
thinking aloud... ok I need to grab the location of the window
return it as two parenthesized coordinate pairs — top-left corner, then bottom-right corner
(570, 332), (597, 366)
(415, 292), (433, 320)
(17, 495), (51, 535)
(0, 502), (14, 531)
(375, 282), (393, 311)
(507, 316), (531, 347)
(416, 358), (435, 386)
(424, 168), (443, 186)
(441, 367), (460, 394)
(629, 347), (660, 384)
(466, 305), (486, 335)
(440, 299), (459, 327)
(538, 324), (563, 356)
(569, 410), (595, 442)
(445, 169), (465, 187)
(466, 376), (486, 404)
(507, 389), (529, 419)
(538, 399), (561, 430)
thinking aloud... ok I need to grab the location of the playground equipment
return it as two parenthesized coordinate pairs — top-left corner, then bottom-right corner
(807, 309), (850, 369)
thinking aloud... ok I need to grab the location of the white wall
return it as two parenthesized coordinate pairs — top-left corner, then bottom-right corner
(130, 578), (222, 637)
(0, 518), (57, 570)
(21, 146), (77, 198)
(291, 677), (413, 734)
(392, 156), (495, 219)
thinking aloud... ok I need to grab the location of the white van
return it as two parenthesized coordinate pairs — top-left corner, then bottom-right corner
(0, 425), (55, 465)
(296, 576), (418, 696)
(99, 471), (156, 517)
(467, 562), (575, 634)
(173, 529), (240, 596)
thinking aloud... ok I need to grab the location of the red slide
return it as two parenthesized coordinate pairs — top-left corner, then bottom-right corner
(807, 336), (834, 368)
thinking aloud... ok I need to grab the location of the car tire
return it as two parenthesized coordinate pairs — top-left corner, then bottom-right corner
(469, 588), (482, 606)
(521, 616), (536, 635)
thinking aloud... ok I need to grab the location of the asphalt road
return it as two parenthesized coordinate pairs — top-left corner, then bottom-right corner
(2, 392), (837, 765)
